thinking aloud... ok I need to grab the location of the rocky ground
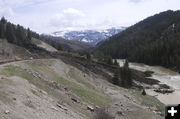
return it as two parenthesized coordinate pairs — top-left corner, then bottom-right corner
(0, 57), (165, 119)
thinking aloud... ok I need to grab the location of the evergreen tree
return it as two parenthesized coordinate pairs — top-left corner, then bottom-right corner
(57, 44), (63, 51)
(0, 17), (7, 24)
(86, 52), (91, 60)
(5, 23), (16, 43)
(119, 60), (132, 88)
(124, 59), (129, 68)
(97, 10), (180, 72)
(112, 68), (120, 85)
(27, 28), (32, 40)
(0, 22), (5, 38)
(106, 56), (113, 65)
(142, 89), (146, 96)
(15, 25), (27, 45)
(113, 59), (119, 66)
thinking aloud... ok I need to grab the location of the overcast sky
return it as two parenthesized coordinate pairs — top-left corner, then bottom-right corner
(0, 0), (179, 33)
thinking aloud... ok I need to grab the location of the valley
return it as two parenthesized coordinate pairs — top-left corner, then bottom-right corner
(118, 60), (180, 105)
(0, 3), (180, 119)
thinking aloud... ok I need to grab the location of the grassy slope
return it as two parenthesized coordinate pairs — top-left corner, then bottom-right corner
(0, 60), (109, 118)
(0, 59), (165, 118)
(28, 62), (110, 106)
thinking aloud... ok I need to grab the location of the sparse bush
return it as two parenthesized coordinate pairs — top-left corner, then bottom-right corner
(94, 108), (114, 119)
(142, 89), (146, 96)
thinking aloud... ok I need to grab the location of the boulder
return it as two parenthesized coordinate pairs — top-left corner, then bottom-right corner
(4, 110), (10, 114)
(87, 105), (94, 112)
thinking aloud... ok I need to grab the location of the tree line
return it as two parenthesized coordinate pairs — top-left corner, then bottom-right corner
(112, 59), (132, 88)
(0, 17), (35, 47)
(97, 10), (180, 72)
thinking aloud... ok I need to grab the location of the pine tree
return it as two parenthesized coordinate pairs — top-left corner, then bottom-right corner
(15, 25), (27, 46)
(5, 23), (16, 43)
(0, 22), (5, 38)
(107, 56), (113, 65)
(0, 17), (7, 24)
(112, 68), (120, 85)
(27, 28), (32, 40)
(86, 52), (91, 60)
(119, 59), (132, 88)
(142, 89), (146, 96)
(124, 59), (129, 68)
(113, 59), (119, 66)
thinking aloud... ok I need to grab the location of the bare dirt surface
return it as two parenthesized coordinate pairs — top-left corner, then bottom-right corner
(37, 41), (58, 52)
(0, 59), (164, 119)
(0, 76), (83, 119)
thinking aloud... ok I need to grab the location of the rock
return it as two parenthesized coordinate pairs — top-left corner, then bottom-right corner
(4, 110), (10, 114)
(149, 106), (157, 111)
(116, 111), (124, 116)
(57, 103), (68, 111)
(154, 88), (174, 94)
(87, 105), (94, 112)
(71, 98), (78, 103)
(64, 87), (68, 91)
(159, 84), (170, 89)
(144, 71), (154, 77)
(51, 106), (58, 111)
(115, 104), (119, 106)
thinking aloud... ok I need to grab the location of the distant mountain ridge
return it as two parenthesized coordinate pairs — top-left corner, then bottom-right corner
(51, 27), (126, 45)
(97, 10), (180, 71)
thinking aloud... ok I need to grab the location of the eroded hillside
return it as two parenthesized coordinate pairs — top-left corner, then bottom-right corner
(0, 58), (164, 119)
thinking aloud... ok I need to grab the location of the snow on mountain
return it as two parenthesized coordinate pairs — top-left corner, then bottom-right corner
(51, 27), (126, 45)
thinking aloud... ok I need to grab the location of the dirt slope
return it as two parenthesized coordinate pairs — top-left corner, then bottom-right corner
(0, 59), (164, 119)
(32, 38), (58, 52)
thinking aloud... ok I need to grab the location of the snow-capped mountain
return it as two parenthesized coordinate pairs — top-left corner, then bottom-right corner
(51, 27), (126, 45)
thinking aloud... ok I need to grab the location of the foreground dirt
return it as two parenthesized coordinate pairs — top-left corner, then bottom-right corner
(0, 59), (164, 119)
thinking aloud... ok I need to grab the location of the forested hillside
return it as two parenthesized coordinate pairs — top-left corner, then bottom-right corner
(0, 17), (38, 46)
(97, 10), (180, 71)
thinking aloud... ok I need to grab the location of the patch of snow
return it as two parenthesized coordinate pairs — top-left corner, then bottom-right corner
(81, 38), (88, 42)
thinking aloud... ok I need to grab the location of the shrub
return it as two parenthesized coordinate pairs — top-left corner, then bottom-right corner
(94, 108), (114, 119)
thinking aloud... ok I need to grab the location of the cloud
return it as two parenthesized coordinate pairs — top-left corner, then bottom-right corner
(129, 0), (149, 3)
(0, 7), (14, 18)
(50, 8), (85, 28)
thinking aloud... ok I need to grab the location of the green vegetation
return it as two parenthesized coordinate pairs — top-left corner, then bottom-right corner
(1, 65), (51, 93)
(112, 60), (132, 88)
(2, 65), (35, 82)
(86, 52), (91, 60)
(112, 68), (120, 85)
(133, 90), (165, 115)
(0, 17), (32, 46)
(113, 59), (119, 66)
(28, 63), (110, 106)
(0, 17), (53, 57)
(69, 68), (95, 89)
(12, 97), (16, 101)
(97, 10), (180, 71)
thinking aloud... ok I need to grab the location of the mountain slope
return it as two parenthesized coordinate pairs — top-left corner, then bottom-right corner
(0, 16), (165, 119)
(0, 57), (164, 119)
(97, 10), (180, 71)
(41, 35), (92, 52)
(51, 27), (126, 45)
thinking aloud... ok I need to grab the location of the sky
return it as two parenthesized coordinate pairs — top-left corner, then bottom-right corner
(0, 0), (179, 33)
